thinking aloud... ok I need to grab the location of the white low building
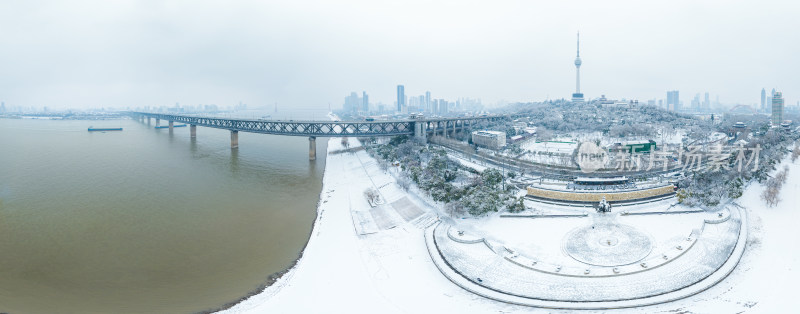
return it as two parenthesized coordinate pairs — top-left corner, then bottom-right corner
(471, 130), (506, 150)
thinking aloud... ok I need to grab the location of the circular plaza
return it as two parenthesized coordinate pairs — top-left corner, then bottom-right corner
(563, 220), (653, 267)
(425, 185), (746, 309)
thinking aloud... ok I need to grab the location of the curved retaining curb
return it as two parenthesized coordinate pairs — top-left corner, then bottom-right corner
(704, 208), (731, 224)
(423, 205), (748, 309)
(446, 226), (485, 244)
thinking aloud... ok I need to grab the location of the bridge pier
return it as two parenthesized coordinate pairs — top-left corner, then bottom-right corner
(413, 121), (426, 142)
(147, 117), (151, 125)
(231, 130), (239, 149)
(155, 118), (160, 127)
(190, 124), (196, 138)
(309, 136), (316, 161)
(168, 121), (174, 131)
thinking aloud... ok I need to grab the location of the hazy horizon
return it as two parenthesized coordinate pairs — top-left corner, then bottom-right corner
(1, 0), (798, 110)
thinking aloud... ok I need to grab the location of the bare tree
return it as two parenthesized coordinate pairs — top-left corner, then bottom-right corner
(761, 166), (789, 207)
(396, 175), (411, 191)
(761, 185), (780, 207)
(775, 166), (789, 185)
(377, 159), (389, 172)
(363, 188), (381, 206)
(445, 200), (466, 217)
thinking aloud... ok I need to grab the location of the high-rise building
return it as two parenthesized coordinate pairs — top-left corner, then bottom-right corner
(425, 91), (431, 112)
(344, 92), (361, 113)
(692, 94), (701, 109)
(0, 101), (5, 113)
(761, 88), (766, 111)
(667, 90), (680, 111)
(397, 85), (405, 112)
(362, 91), (369, 112)
(703, 92), (710, 109)
(769, 88), (776, 111)
(772, 91), (784, 126)
(571, 32), (584, 103)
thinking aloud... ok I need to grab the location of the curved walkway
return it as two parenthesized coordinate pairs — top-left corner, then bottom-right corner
(424, 206), (747, 309)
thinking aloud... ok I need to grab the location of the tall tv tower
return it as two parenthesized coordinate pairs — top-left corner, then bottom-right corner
(572, 32), (585, 103)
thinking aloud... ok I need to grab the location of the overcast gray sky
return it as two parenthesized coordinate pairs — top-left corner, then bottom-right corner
(0, 0), (798, 110)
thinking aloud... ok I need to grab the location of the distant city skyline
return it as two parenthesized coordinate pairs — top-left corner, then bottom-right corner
(0, 0), (798, 109)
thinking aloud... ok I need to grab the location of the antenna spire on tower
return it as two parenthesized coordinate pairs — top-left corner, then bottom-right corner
(577, 31), (580, 57)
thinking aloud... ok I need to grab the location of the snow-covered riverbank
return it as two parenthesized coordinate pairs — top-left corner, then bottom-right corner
(220, 138), (527, 313)
(222, 139), (800, 313)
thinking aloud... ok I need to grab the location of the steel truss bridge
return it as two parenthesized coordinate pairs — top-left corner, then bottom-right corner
(129, 112), (507, 159)
(130, 112), (505, 137)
